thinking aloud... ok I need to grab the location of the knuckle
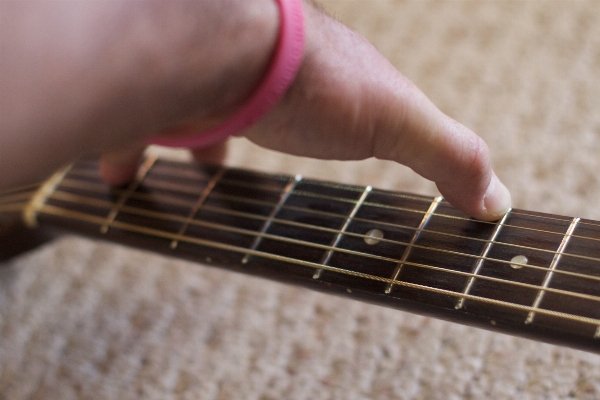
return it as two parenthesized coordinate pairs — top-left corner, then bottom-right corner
(465, 134), (492, 183)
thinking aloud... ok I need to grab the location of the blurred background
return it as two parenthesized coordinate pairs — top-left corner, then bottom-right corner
(3, 1), (600, 399)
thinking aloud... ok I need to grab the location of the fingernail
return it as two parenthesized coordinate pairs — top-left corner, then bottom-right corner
(483, 174), (511, 220)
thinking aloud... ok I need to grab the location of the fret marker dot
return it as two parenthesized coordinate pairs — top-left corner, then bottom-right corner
(364, 229), (384, 245)
(510, 255), (528, 269)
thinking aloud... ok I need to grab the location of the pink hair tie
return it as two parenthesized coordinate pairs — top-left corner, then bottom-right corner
(148, 0), (305, 148)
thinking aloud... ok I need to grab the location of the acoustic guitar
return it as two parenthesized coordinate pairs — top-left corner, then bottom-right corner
(2, 155), (600, 353)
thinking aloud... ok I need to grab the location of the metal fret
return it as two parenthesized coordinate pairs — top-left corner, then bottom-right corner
(385, 196), (442, 293)
(25, 156), (600, 353)
(23, 165), (72, 228)
(100, 156), (157, 234)
(170, 168), (226, 249)
(525, 217), (580, 324)
(455, 210), (512, 309)
(312, 186), (372, 279)
(241, 175), (302, 264)
(32, 202), (600, 326)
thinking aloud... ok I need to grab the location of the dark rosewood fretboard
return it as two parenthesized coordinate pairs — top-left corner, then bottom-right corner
(4, 156), (600, 353)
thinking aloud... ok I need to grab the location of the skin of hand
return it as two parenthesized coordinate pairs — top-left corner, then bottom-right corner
(0, 0), (510, 221)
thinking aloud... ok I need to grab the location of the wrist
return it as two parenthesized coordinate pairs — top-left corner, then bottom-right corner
(149, 0), (305, 148)
(114, 0), (282, 141)
(196, 0), (281, 123)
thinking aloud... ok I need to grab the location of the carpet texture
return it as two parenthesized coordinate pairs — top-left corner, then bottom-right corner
(3, 1), (600, 399)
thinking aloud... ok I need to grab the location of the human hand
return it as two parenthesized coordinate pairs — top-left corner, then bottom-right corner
(242, 3), (512, 221)
(0, 0), (510, 221)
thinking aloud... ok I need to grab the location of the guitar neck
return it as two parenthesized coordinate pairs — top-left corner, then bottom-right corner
(6, 156), (600, 353)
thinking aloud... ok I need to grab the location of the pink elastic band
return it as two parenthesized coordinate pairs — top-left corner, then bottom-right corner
(147, 0), (305, 148)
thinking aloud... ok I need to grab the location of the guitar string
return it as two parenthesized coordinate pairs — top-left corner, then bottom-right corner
(54, 177), (600, 266)
(156, 202), (600, 284)
(196, 178), (600, 231)
(53, 162), (600, 274)
(0, 203), (28, 213)
(232, 177), (599, 229)
(0, 191), (37, 205)
(40, 200), (600, 313)
(213, 189), (600, 247)
(57, 176), (594, 253)
(43, 189), (580, 281)
(32, 202), (600, 328)
(0, 182), (42, 196)
(65, 164), (590, 234)
(67, 162), (600, 230)
(14, 174), (597, 293)
(43, 189), (600, 302)
(51, 179), (600, 277)
(68, 163), (591, 230)
(126, 162), (600, 229)
(45, 193), (600, 301)
(68, 168), (291, 199)
(18, 159), (600, 324)
(65, 169), (600, 246)
(291, 189), (579, 234)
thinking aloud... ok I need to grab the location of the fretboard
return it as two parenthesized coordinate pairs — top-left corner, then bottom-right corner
(8, 156), (600, 353)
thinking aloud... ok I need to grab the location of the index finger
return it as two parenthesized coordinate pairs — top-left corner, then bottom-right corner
(372, 82), (511, 221)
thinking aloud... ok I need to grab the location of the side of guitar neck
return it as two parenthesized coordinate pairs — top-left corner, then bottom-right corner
(12, 157), (600, 354)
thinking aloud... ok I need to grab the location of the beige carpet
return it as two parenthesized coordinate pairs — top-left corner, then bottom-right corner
(3, 1), (600, 399)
